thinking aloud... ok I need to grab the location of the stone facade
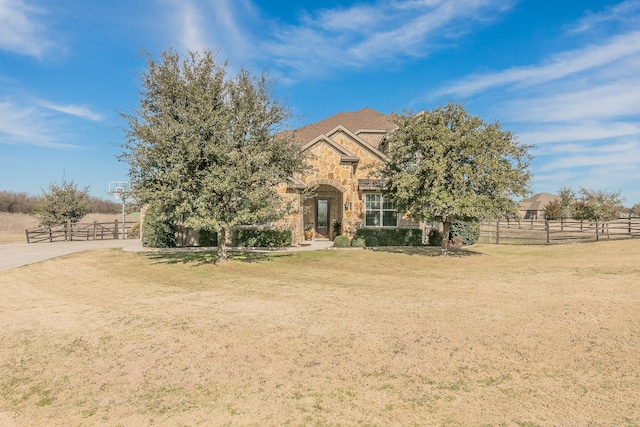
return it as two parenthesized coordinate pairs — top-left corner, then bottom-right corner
(276, 108), (421, 244)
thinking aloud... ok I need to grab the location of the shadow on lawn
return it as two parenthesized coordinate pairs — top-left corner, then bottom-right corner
(368, 246), (481, 257)
(144, 249), (292, 265)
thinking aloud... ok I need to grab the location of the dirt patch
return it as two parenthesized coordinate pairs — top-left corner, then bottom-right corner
(1, 242), (639, 425)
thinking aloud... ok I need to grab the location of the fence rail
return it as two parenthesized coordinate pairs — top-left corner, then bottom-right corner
(25, 220), (139, 243)
(480, 216), (640, 244)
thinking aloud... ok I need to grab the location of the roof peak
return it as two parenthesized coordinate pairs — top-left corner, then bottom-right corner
(292, 107), (395, 144)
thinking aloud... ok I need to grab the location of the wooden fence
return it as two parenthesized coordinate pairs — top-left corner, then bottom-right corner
(480, 216), (640, 244)
(25, 220), (139, 243)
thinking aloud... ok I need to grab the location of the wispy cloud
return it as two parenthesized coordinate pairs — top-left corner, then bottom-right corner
(432, 0), (640, 200)
(0, 0), (56, 58)
(166, 0), (255, 63)
(538, 140), (640, 172)
(172, 0), (206, 53)
(438, 31), (640, 97)
(531, 136), (640, 197)
(265, 0), (515, 75)
(518, 121), (640, 145)
(0, 100), (79, 149)
(506, 77), (640, 123)
(38, 101), (103, 122)
(568, 0), (640, 33)
(162, 0), (515, 78)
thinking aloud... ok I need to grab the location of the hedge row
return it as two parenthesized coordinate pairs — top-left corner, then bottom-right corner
(235, 229), (292, 247)
(142, 209), (291, 248)
(333, 235), (368, 247)
(426, 221), (480, 246)
(142, 216), (478, 249)
(354, 228), (423, 246)
(449, 221), (480, 245)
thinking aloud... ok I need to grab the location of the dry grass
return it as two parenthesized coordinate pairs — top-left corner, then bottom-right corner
(0, 212), (139, 244)
(1, 241), (640, 426)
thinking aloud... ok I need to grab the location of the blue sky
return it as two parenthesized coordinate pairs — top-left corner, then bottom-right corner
(1, 0), (639, 205)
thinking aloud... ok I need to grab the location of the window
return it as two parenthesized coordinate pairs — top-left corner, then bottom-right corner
(365, 194), (397, 227)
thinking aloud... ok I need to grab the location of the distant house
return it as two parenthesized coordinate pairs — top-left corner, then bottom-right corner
(276, 108), (420, 243)
(518, 193), (559, 219)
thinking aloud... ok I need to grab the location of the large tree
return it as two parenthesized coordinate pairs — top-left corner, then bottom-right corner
(121, 48), (305, 261)
(381, 102), (532, 254)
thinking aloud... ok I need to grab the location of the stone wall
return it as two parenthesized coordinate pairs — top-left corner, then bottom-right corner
(275, 129), (421, 245)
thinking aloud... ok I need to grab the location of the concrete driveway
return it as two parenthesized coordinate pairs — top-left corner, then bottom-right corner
(0, 239), (143, 272)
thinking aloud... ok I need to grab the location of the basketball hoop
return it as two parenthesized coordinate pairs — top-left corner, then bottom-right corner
(108, 181), (132, 240)
(109, 181), (131, 201)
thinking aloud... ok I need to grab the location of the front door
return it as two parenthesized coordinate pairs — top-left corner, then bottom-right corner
(316, 199), (329, 238)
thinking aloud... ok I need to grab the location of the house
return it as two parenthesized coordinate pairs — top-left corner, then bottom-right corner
(518, 193), (559, 219)
(276, 107), (421, 244)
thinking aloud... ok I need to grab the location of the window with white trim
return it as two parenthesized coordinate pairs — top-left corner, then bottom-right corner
(365, 194), (397, 227)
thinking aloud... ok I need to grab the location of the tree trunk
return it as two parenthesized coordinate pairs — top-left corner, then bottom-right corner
(217, 228), (228, 262)
(441, 220), (452, 256)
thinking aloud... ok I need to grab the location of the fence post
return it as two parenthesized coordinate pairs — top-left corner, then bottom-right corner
(629, 214), (632, 235)
(93, 221), (97, 240)
(495, 220), (500, 244)
(560, 217), (564, 232)
(67, 220), (72, 241)
(546, 219), (550, 244)
(114, 220), (118, 239)
(49, 228), (53, 242)
(25, 229), (30, 243)
(595, 220), (599, 242)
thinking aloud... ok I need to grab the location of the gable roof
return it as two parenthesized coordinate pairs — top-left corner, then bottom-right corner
(519, 192), (559, 211)
(302, 133), (360, 163)
(325, 125), (387, 162)
(292, 107), (396, 144)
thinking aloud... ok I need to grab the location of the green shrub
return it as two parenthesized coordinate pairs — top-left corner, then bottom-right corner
(364, 236), (379, 247)
(197, 229), (218, 247)
(128, 222), (141, 239)
(450, 221), (480, 245)
(142, 205), (176, 248)
(354, 228), (423, 246)
(235, 229), (292, 247)
(351, 236), (366, 247)
(427, 228), (443, 246)
(333, 235), (351, 247)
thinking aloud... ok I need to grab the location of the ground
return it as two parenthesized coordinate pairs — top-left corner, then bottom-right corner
(1, 241), (639, 426)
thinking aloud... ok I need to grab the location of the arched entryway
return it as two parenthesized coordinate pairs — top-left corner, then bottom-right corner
(303, 184), (344, 239)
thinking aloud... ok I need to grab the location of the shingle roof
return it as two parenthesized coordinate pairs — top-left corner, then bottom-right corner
(291, 107), (396, 144)
(519, 192), (559, 211)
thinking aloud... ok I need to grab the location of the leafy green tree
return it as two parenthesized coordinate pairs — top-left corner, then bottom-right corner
(631, 202), (640, 217)
(33, 179), (91, 226)
(558, 186), (576, 218)
(381, 102), (532, 254)
(572, 188), (624, 221)
(121, 48), (305, 261)
(543, 199), (562, 220)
